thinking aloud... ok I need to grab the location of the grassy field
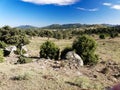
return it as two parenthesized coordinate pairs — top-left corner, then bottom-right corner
(26, 37), (73, 57)
(0, 36), (120, 90)
(96, 37), (120, 62)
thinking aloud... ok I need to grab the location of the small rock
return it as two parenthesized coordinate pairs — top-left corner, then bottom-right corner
(23, 53), (29, 57)
(108, 76), (117, 82)
(76, 71), (82, 76)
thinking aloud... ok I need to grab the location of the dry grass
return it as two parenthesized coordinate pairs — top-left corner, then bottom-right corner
(96, 37), (120, 62)
(0, 61), (80, 90)
(26, 37), (73, 57)
(1, 36), (120, 90)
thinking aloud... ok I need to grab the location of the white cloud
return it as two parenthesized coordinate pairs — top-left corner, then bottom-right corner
(21, 0), (79, 5)
(103, 3), (112, 6)
(111, 5), (120, 10)
(77, 7), (86, 10)
(77, 7), (98, 12)
(103, 2), (120, 10)
(88, 8), (98, 11)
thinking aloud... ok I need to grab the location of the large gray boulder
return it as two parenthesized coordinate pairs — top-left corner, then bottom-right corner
(5, 46), (17, 52)
(66, 51), (84, 66)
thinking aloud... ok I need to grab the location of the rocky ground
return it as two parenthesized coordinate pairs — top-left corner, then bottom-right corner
(0, 55), (120, 90)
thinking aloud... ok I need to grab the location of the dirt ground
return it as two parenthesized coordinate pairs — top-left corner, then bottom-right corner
(0, 55), (119, 90)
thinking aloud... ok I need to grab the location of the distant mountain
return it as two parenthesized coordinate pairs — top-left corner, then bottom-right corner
(101, 24), (117, 27)
(42, 23), (111, 29)
(16, 25), (38, 29)
(42, 23), (84, 29)
(43, 24), (61, 29)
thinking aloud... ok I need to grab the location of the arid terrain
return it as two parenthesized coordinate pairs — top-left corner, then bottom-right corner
(1, 0), (120, 89)
(0, 36), (120, 90)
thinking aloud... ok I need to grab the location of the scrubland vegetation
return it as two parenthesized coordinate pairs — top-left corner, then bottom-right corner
(0, 24), (120, 90)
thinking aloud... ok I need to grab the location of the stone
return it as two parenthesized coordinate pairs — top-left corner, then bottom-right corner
(23, 53), (29, 57)
(66, 51), (84, 66)
(21, 46), (28, 52)
(76, 71), (83, 76)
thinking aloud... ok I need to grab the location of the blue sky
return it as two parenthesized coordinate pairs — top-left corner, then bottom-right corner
(0, 0), (120, 27)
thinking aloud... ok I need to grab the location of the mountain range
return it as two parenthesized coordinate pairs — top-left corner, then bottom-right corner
(16, 24), (118, 29)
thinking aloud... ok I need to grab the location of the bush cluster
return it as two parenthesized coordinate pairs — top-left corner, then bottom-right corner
(0, 26), (30, 46)
(40, 35), (99, 65)
(1, 25), (119, 41)
(23, 25), (120, 39)
(0, 26), (99, 65)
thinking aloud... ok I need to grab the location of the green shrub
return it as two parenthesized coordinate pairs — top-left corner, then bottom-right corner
(0, 49), (4, 63)
(0, 41), (7, 49)
(17, 56), (32, 64)
(99, 34), (105, 39)
(40, 41), (60, 60)
(72, 35), (98, 65)
(60, 47), (73, 59)
(85, 53), (99, 65)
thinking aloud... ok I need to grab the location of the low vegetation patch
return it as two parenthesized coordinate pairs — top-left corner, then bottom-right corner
(0, 49), (4, 63)
(14, 48), (27, 55)
(66, 76), (104, 90)
(17, 56), (32, 64)
(0, 41), (7, 49)
(99, 34), (106, 39)
(110, 33), (118, 38)
(11, 73), (30, 81)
